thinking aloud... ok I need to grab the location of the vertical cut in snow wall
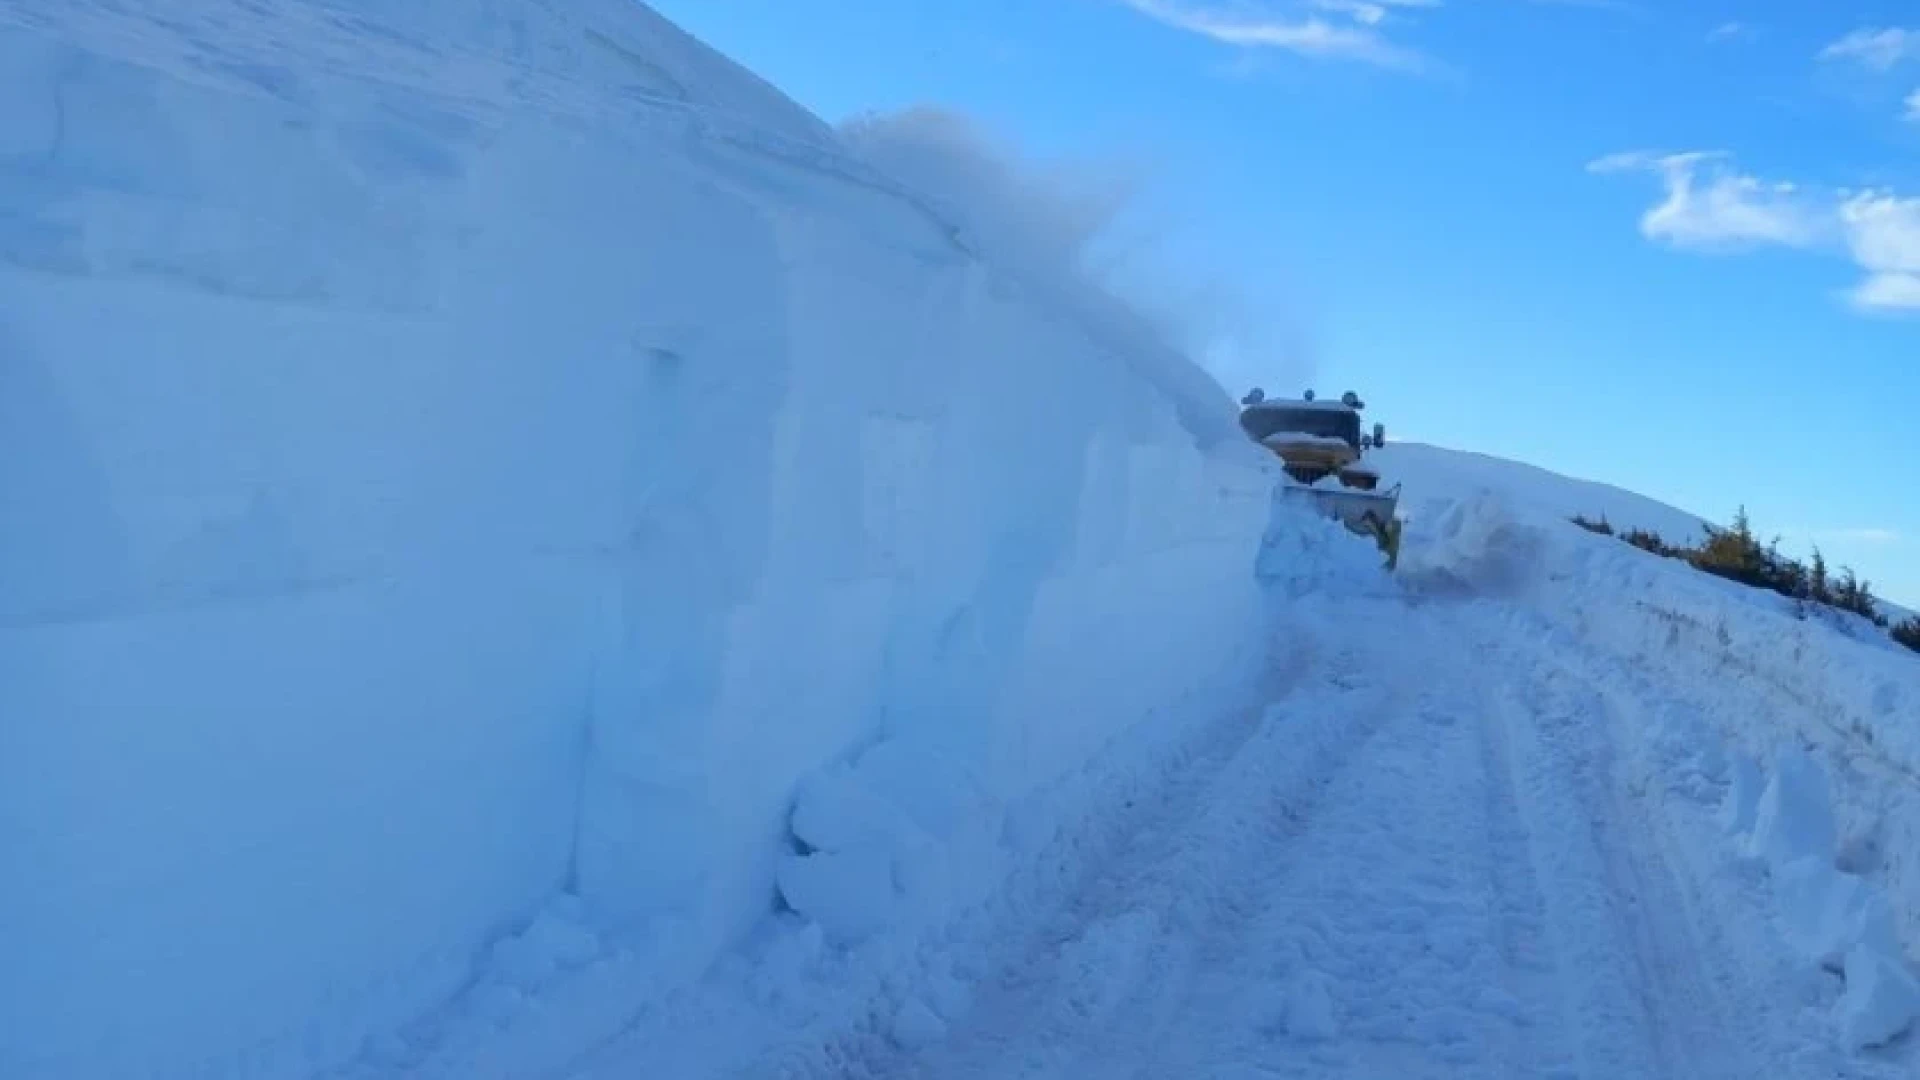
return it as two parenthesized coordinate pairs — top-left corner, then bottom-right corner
(0, 2), (1273, 1076)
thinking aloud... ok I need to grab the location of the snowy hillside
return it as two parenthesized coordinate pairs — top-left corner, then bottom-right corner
(1375, 441), (1715, 544)
(9, 2), (1920, 1079)
(1378, 441), (1915, 630)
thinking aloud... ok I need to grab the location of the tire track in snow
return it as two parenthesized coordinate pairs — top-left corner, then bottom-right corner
(861, 601), (1831, 1080)
(1211, 630), (1575, 1080)
(1498, 621), (1910, 1080)
(569, 644), (1353, 1080)
(851, 615), (1607, 1080)
(1474, 672), (1581, 1080)
(555, 597), (1877, 1080)
(861, 642), (1406, 1079)
(1483, 624), (1766, 1080)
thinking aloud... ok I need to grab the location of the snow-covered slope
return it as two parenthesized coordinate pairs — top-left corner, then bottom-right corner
(1377, 441), (1914, 628)
(1374, 441), (1715, 544)
(0, 4), (1274, 1077)
(1380, 446), (1920, 1046)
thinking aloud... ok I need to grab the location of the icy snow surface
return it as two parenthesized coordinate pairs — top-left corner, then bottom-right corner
(9, 2), (1920, 1078)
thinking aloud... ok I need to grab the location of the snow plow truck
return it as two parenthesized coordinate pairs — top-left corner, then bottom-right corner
(1239, 388), (1403, 568)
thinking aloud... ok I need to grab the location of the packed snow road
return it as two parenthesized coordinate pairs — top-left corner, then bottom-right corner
(662, 597), (1898, 1080)
(848, 618), (1566, 1080)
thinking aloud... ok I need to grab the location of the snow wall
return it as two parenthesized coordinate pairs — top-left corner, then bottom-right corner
(0, 4), (1274, 1076)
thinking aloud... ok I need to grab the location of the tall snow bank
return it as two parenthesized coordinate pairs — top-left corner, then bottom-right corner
(769, 481), (1373, 956)
(0, 4), (1272, 1077)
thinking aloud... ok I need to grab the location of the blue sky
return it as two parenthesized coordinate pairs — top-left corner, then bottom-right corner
(652, 0), (1918, 607)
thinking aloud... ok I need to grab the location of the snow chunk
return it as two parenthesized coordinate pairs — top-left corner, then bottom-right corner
(789, 765), (911, 854)
(775, 734), (1008, 947)
(849, 737), (996, 844)
(1771, 857), (1902, 972)
(487, 901), (604, 992)
(1835, 944), (1920, 1052)
(1743, 749), (1837, 870)
(745, 919), (828, 1009)
(1396, 491), (1543, 596)
(776, 847), (899, 946)
(1253, 487), (1390, 597)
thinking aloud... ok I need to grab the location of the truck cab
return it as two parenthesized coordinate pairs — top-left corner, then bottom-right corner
(1238, 389), (1386, 490)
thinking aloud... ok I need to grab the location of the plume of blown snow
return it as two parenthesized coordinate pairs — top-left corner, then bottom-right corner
(836, 107), (1304, 451)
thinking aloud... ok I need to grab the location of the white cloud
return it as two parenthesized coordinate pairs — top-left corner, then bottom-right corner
(1818, 27), (1920, 71)
(1118, 0), (1622, 73)
(1520, 0), (1638, 10)
(1117, 0), (1433, 70)
(1839, 192), (1920, 272)
(1839, 192), (1920, 312)
(1306, 0), (1441, 25)
(1851, 273), (1920, 311)
(1707, 21), (1753, 44)
(1586, 151), (1830, 252)
(1585, 150), (1660, 173)
(1592, 151), (1920, 314)
(1906, 88), (1920, 121)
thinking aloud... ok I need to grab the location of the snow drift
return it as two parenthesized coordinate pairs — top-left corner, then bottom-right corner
(0, 3), (1275, 1076)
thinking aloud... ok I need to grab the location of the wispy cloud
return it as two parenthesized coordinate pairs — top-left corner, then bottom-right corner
(1117, 0), (1627, 73)
(1520, 0), (1637, 10)
(1116, 0), (1435, 71)
(1706, 21), (1754, 44)
(1818, 27), (1920, 71)
(1850, 272), (1920, 312)
(1906, 88), (1920, 122)
(1586, 151), (1830, 252)
(1306, 0), (1441, 26)
(1591, 150), (1920, 314)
